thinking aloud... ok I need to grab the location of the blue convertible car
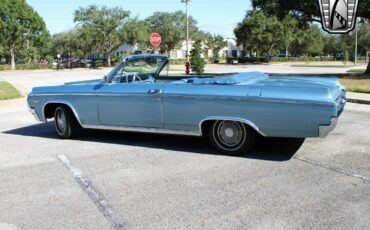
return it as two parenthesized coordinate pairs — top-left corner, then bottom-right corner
(27, 54), (346, 155)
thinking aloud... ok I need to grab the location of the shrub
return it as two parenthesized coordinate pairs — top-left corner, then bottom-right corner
(169, 59), (185, 65)
(45, 55), (54, 64)
(218, 57), (227, 64)
(270, 57), (337, 62)
(0, 64), (51, 70)
(111, 55), (127, 66)
(344, 51), (349, 64)
(190, 40), (206, 74)
(208, 57), (225, 64)
(226, 57), (237, 64)
(92, 59), (107, 68)
(16, 64), (52, 70)
(0, 65), (11, 71)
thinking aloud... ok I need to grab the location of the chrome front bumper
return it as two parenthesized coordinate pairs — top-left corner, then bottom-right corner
(319, 117), (338, 138)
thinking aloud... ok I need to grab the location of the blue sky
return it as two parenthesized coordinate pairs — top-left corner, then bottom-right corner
(27, 0), (252, 38)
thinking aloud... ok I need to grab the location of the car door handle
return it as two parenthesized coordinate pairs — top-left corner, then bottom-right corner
(147, 89), (162, 94)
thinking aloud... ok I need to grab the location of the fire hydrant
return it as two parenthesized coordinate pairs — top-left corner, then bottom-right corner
(185, 61), (190, 75)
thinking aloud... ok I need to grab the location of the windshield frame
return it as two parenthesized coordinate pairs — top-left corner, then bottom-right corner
(106, 55), (168, 83)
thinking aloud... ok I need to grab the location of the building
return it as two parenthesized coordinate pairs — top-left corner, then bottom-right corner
(225, 38), (242, 58)
(87, 43), (137, 60)
(169, 38), (242, 60)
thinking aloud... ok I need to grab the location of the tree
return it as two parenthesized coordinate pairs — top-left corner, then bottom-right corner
(323, 35), (347, 59)
(290, 25), (325, 57)
(146, 11), (199, 54)
(205, 34), (227, 62)
(235, 10), (283, 61)
(281, 15), (299, 57)
(0, 0), (49, 69)
(17, 40), (38, 64)
(74, 5), (130, 67)
(339, 21), (370, 60)
(0, 41), (5, 61)
(51, 29), (92, 59)
(356, 22), (370, 57)
(121, 18), (150, 50)
(251, 0), (370, 73)
(190, 40), (206, 74)
(303, 25), (325, 56)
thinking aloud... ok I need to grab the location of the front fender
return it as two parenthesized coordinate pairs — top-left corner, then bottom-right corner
(42, 100), (83, 126)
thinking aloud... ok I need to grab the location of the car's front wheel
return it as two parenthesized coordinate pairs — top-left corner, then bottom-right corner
(209, 120), (256, 155)
(54, 106), (79, 139)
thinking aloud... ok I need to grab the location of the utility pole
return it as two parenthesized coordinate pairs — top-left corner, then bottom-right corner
(181, 0), (190, 74)
(355, 18), (358, 66)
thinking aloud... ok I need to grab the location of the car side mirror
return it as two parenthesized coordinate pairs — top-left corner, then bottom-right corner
(103, 75), (108, 83)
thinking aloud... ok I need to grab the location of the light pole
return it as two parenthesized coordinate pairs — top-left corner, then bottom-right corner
(181, 0), (190, 74)
(355, 18), (358, 66)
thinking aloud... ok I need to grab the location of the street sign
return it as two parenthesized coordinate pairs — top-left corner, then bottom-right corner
(150, 33), (161, 47)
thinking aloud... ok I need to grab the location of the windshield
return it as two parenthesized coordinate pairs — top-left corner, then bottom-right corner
(123, 56), (167, 74)
(107, 55), (168, 83)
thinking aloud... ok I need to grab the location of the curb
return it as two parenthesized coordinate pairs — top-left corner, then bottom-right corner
(347, 98), (370, 105)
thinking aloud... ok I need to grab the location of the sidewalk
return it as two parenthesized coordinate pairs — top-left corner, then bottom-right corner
(346, 92), (370, 105)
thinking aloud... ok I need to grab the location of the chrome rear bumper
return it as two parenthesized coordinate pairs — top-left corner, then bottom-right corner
(319, 117), (338, 138)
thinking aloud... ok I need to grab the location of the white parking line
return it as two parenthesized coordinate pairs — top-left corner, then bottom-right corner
(294, 156), (370, 182)
(57, 154), (128, 230)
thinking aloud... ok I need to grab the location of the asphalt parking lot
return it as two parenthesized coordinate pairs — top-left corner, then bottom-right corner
(0, 68), (369, 229)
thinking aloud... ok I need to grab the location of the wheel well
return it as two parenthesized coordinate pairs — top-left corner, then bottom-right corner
(43, 103), (74, 120)
(200, 120), (214, 137)
(44, 103), (61, 119)
(44, 103), (82, 127)
(200, 119), (263, 137)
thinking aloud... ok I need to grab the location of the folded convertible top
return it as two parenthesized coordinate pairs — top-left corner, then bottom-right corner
(185, 72), (267, 85)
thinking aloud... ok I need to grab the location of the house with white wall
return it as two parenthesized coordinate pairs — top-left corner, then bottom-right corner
(169, 38), (242, 60)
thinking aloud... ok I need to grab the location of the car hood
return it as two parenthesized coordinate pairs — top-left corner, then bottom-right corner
(29, 79), (103, 96)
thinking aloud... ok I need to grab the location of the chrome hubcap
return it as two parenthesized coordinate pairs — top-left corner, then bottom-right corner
(56, 110), (66, 133)
(216, 121), (245, 147)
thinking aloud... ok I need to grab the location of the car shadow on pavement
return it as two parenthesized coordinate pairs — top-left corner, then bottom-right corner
(3, 122), (305, 162)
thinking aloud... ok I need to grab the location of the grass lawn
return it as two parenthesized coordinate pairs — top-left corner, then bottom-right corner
(0, 81), (22, 100)
(339, 74), (370, 94)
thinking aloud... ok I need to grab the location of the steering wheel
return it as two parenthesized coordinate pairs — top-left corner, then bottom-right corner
(132, 73), (143, 83)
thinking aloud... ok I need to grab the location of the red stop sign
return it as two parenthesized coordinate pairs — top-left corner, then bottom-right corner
(150, 33), (161, 47)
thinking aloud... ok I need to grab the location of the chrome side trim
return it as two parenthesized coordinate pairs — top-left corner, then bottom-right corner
(30, 93), (161, 97)
(42, 100), (83, 125)
(164, 94), (334, 107)
(82, 124), (201, 136)
(29, 93), (96, 97)
(199, 116), (266, 137)
(319, 117), (338, 138)
(97, 93), (160, 97)
(31, 93), (333, 107)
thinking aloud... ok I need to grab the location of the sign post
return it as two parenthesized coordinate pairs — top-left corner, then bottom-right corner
(181, 0), (191, 75)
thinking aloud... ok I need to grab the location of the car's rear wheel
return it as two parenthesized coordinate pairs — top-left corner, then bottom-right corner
(209, 120), (256, 155)
(54, 106), (79, 139)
